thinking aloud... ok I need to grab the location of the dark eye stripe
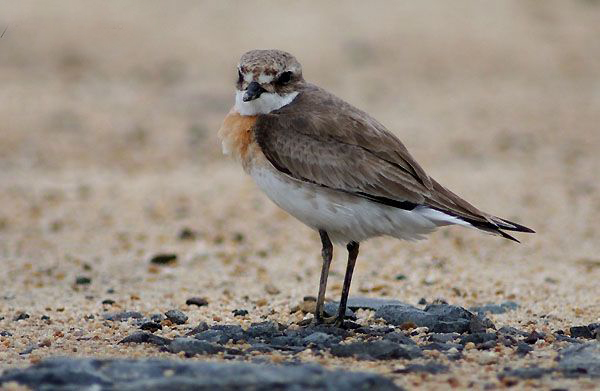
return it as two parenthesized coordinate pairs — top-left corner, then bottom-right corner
(237, 69), (243, 83)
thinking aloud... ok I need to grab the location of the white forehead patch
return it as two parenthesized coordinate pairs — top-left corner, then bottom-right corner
(234, 90), (299, 116)
(241, 71), (274, 84)
(258, 73), (274, 84)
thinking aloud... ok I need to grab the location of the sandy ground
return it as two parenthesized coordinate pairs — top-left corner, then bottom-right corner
(1, 1), (600, 389)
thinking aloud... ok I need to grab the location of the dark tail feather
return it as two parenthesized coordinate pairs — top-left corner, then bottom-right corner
(464, 217), (534, 243)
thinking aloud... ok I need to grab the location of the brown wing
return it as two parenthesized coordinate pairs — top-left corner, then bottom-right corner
(254, 84), (534, 238)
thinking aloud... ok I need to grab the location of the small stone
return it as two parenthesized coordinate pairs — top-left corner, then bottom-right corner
(13, 312), (30, 321)
(469, 301), (519, 315)
(516, 343), (533, 355)
(185, 322), (209, 336)
(19, 345), (37, 355)
(323, 302), (356, 320)
(186, 297), (208, 307)
(150, 313), (166, 323)
(149, 253), (177, 265)
(75, 276), (91, 285)
(164, 310), (188, 325)
(418, 298), (427, 305)
(464, 342), (476, 350)
(557, 342), (600, 377)
(232, 309), (248, 317)
(101, 299), (115, 305)
(119, 332), (171, 346)
(570, 325), (593, 339)
(41, 315), (50, 321)
(247, 321), (280, 338)
(178, 228), (197, 240)
(139, 322), (162, 332)
(103, 311), (143, 322)
(1, 330), (13, 336)
(524, 330), (543, 344)
(168, 338), (224, 356)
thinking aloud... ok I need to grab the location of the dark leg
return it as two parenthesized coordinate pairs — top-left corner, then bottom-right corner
(335, 241), (359, 327)
(315, 230), (333, 324)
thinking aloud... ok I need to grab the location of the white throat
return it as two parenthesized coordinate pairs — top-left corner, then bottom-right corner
(235, 90), (299, 116)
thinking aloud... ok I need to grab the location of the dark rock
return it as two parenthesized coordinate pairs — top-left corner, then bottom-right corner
(499, 367), (554, 380)
(41, 315), (50, 321)
(119, 332), (171, 346)
(516, 343), (533, 355)
(167, 338), (224, 356)
(178, 227), (197, 240)
(469, 301), (519, 315)
(383, 332), (417, 345)
(75, 276), (91, 285)
(185, 322), (209, 336)
(417, 298), (427, 305)
(0, 330), (12, 337)
(164, 310), (188, 325)
(13, 312), (30, 321)
(555, 334), (582, 344)
(303, 332), (341, 347)
(375, 303), (490, 334)
(102, 299), (115, 305)
(331, 340), (422, 360)
(497, 326), (527, 337)
(247, 321), (280, 338)
(394, 362), (449, 374)
(232, 309), (249, 317)
(194, 329), (230, 344)
(149, 253), (177, 265)
(211, 325), (245, 342)
(0, 357), (402, 390)
(103, 311), (143, 321)
(570, 325), (593, 339)
(139, 322), (162, 332)
(460, 333), (497, 345)
(185, 297), (208, 307)
(323, 302), (356, 320)
(150, 313), (165, 323)
(557, 342), (600, 378)
(524, 330), (543, 344)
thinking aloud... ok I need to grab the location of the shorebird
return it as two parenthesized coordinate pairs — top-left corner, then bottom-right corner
(218, 49), (534, 327)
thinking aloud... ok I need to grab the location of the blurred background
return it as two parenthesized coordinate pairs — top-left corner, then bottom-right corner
(0, 1), (599, 326)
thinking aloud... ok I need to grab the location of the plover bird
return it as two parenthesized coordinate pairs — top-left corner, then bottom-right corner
(219, 49), (534, 327)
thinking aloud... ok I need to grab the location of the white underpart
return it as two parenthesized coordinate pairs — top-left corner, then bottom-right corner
(250, 164), (470, 244)
(235, 90), (299, 116)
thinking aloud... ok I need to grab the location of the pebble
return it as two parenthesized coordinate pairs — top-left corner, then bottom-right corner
(101, 299), (115, 305)
(164, 310), (188, 325)
(498, 367), (554, 380)
(119, 332), (171, 346)
(0, 357), (401, 390)
(167, 338), (224, 356)
(75, 276), (91, 285)
(149, 253), (177, 265)
(13, 312), (30, 321)
(103, 311), (143, 322)
(330, 340), (422, 360)
(232, 309), (248, 317)
(139, 321), (162, 332)
(557, 342), (600, 377)
(178, 227), (197, 240)
(185, 297), (208, 307)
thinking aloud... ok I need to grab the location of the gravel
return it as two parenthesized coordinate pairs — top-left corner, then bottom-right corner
(0, 357), (401, 390)
(164, 310), (188, 325)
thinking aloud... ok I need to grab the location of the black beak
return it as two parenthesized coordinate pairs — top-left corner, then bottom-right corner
(243, 81), (265, 102)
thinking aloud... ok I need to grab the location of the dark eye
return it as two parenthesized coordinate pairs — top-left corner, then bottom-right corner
(277, 71), (293, 85)
(237, 69), (243, 83)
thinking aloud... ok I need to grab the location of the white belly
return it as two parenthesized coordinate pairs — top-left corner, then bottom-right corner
(250, 165), (456, 244)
